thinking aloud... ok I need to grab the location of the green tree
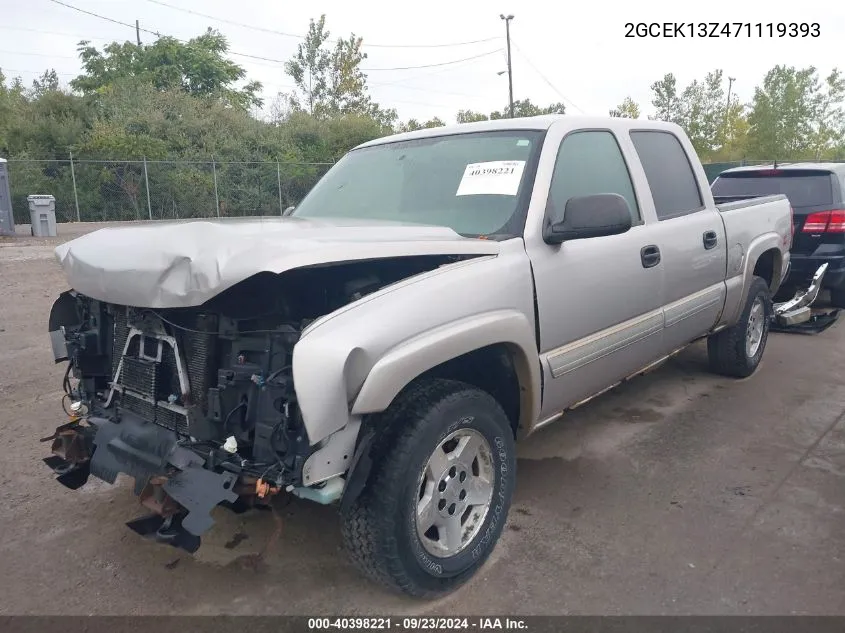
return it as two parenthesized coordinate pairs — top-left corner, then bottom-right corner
(811, 69), (845, 159)
(609, 96), (640, 118)
(72, 29), (262, 110)
(490, 98), (565, 119)
(677, 70), (728, 158)
(284, 16), (332, 116)
(397, 117), (446, 132)
(457, 99), (565, 123)
(456, 109), (489, 123)
(0, 69), (27, 154)
(711, 99), (750, 161)
(746, 65), (826, 160)
(30, 69), (60, 98)
(285, 15), (396, 126)
(649, 73), (681, 122)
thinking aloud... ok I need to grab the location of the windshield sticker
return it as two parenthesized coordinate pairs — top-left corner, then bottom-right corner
(455, 160), (526, 197)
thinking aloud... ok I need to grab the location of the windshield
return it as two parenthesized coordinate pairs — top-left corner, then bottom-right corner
(712, 171), (834, 207)
(292, 130), (545, 237)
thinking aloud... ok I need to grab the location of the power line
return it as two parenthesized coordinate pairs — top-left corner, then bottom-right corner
(1, 68), (77, 77)
(0, 25), (114, 42)
(144, 0), (499, 49)
(369, 80), (493, 100)
(362, 49), (502, 72)
(0, 49), (77, 59)
(261, 79), (456, 110)
(48, 0), (159, 36)
(144, 0), (302, 39)
(47, 0), (287, 64)
(511, 40), (585, 114)
(0, 24), (283, 69)
(47, 0), (500, 71)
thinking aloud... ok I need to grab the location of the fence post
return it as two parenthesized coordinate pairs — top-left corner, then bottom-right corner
(277, 161), (283, 215)
(143, 156), (152, 221)
(69, 150), (81, 222)
(212, 155), (221, 218)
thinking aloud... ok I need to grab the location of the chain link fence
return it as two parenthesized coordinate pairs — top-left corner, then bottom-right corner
(4, 158), (334, 224)
(3, 156), (804, 225)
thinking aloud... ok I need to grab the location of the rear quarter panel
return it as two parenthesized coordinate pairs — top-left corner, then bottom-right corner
(716, 195), (792, 327)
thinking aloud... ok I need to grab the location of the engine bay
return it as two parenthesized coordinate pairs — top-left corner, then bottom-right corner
(51, 257), (460, 477)
(42, 255), (465, 551)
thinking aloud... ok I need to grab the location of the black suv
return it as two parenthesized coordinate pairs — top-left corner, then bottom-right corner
(711, 163), (845, 306)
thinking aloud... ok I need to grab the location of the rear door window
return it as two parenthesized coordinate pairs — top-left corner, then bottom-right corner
(630, 131), (704, 220)
(711, 172), (834, 208)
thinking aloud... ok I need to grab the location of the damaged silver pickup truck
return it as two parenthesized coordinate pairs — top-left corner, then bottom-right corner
(44, 116), (794, 597)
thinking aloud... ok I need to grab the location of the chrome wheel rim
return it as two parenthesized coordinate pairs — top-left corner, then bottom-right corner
(746, 296), (766, 358)
(415, 428), (494, 558)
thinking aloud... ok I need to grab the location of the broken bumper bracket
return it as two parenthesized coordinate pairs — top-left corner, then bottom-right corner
(43, 413), (239, 553)
(772, 263), (837, 330)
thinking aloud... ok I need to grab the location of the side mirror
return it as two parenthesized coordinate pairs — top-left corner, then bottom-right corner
(543, 193), (633, 245)
(282, 206), (296, 217)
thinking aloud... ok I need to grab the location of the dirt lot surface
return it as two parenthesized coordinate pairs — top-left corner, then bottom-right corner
(1, 221), (844, 615)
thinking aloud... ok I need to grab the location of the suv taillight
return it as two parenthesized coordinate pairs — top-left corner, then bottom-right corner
(802, 210), (845, 233)
(830, 211), (845, 232)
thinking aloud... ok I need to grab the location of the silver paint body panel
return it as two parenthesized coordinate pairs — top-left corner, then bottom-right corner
(51, 116), (792, 488)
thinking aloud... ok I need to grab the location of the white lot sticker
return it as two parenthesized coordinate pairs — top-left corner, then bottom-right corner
(455, 160), (526, 197)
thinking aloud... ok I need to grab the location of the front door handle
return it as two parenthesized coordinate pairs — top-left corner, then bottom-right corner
(703, 230), (718, 250)
(640, 244), (661, 269)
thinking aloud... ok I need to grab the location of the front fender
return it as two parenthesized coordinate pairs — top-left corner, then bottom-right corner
(351, 310), (540, 426)
(291, 240), (538, 446)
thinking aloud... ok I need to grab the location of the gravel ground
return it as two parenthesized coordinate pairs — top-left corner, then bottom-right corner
(0, 221), (844, 615)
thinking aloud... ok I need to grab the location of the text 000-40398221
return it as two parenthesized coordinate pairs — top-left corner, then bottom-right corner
(624, 22), (821, 38)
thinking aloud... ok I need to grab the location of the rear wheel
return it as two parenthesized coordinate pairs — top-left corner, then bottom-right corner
(708, 276), (772, 378)
(340, 378), (516, 598)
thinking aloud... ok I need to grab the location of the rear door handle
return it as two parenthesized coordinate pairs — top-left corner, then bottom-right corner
(703, 230), (718, 250)
(640, 244), (661, 269)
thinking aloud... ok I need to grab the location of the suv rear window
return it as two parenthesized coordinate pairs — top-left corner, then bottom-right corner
(712, 171), (834, 207)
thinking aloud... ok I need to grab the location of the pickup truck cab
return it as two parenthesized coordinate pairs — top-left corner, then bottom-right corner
(711, 162), (845, 305)
(44, 116), (792, 598)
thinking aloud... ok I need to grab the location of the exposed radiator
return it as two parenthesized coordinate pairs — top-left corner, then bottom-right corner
(110, 308), (217, 435)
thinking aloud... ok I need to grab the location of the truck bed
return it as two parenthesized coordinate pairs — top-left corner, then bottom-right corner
(715, 194), (788, 210)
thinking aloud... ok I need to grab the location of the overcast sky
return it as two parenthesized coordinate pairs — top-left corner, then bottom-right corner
(2, 0), (844, 124)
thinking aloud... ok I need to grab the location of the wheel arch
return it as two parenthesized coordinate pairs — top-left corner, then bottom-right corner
(723, 235), (782, 326)
(350, 310), (540, 437)
(752, 246), (784, 295)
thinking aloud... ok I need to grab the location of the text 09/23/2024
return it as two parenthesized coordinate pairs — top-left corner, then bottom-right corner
(625, 22), (820, 38)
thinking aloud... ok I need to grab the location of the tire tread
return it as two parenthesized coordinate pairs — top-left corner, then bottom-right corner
(708, 275), (771, 378)
(340, 378), (508, 598)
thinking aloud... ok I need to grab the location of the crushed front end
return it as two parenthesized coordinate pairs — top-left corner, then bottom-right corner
(43, 284), (315, 553)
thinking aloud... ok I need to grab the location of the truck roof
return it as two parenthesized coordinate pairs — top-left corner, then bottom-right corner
(719, 162), (845, 176)
(354, 115), (686, 150)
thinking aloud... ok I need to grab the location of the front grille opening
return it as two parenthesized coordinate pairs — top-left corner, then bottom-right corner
(141, 335), (159, 359)
(111, 310), (217, 437)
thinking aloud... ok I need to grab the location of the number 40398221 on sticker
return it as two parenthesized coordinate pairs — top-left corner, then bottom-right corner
(456, 160), (526, 197)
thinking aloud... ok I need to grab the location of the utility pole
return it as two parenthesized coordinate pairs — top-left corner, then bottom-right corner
(136, 20), (142, 46)
(500, 14), (514, 118)
(723, 76), (735, 138)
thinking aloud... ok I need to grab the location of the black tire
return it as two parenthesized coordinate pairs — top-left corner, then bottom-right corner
(830, 288), (845, 309)
(340, 378), (516, 598)
(707, 275), (772, 378)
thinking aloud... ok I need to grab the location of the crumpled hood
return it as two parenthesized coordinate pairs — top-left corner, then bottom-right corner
(54, 216), (501, 308)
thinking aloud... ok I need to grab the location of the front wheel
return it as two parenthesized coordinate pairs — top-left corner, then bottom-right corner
(707, 275), (772, 378)
(340, 378), (516, 598)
